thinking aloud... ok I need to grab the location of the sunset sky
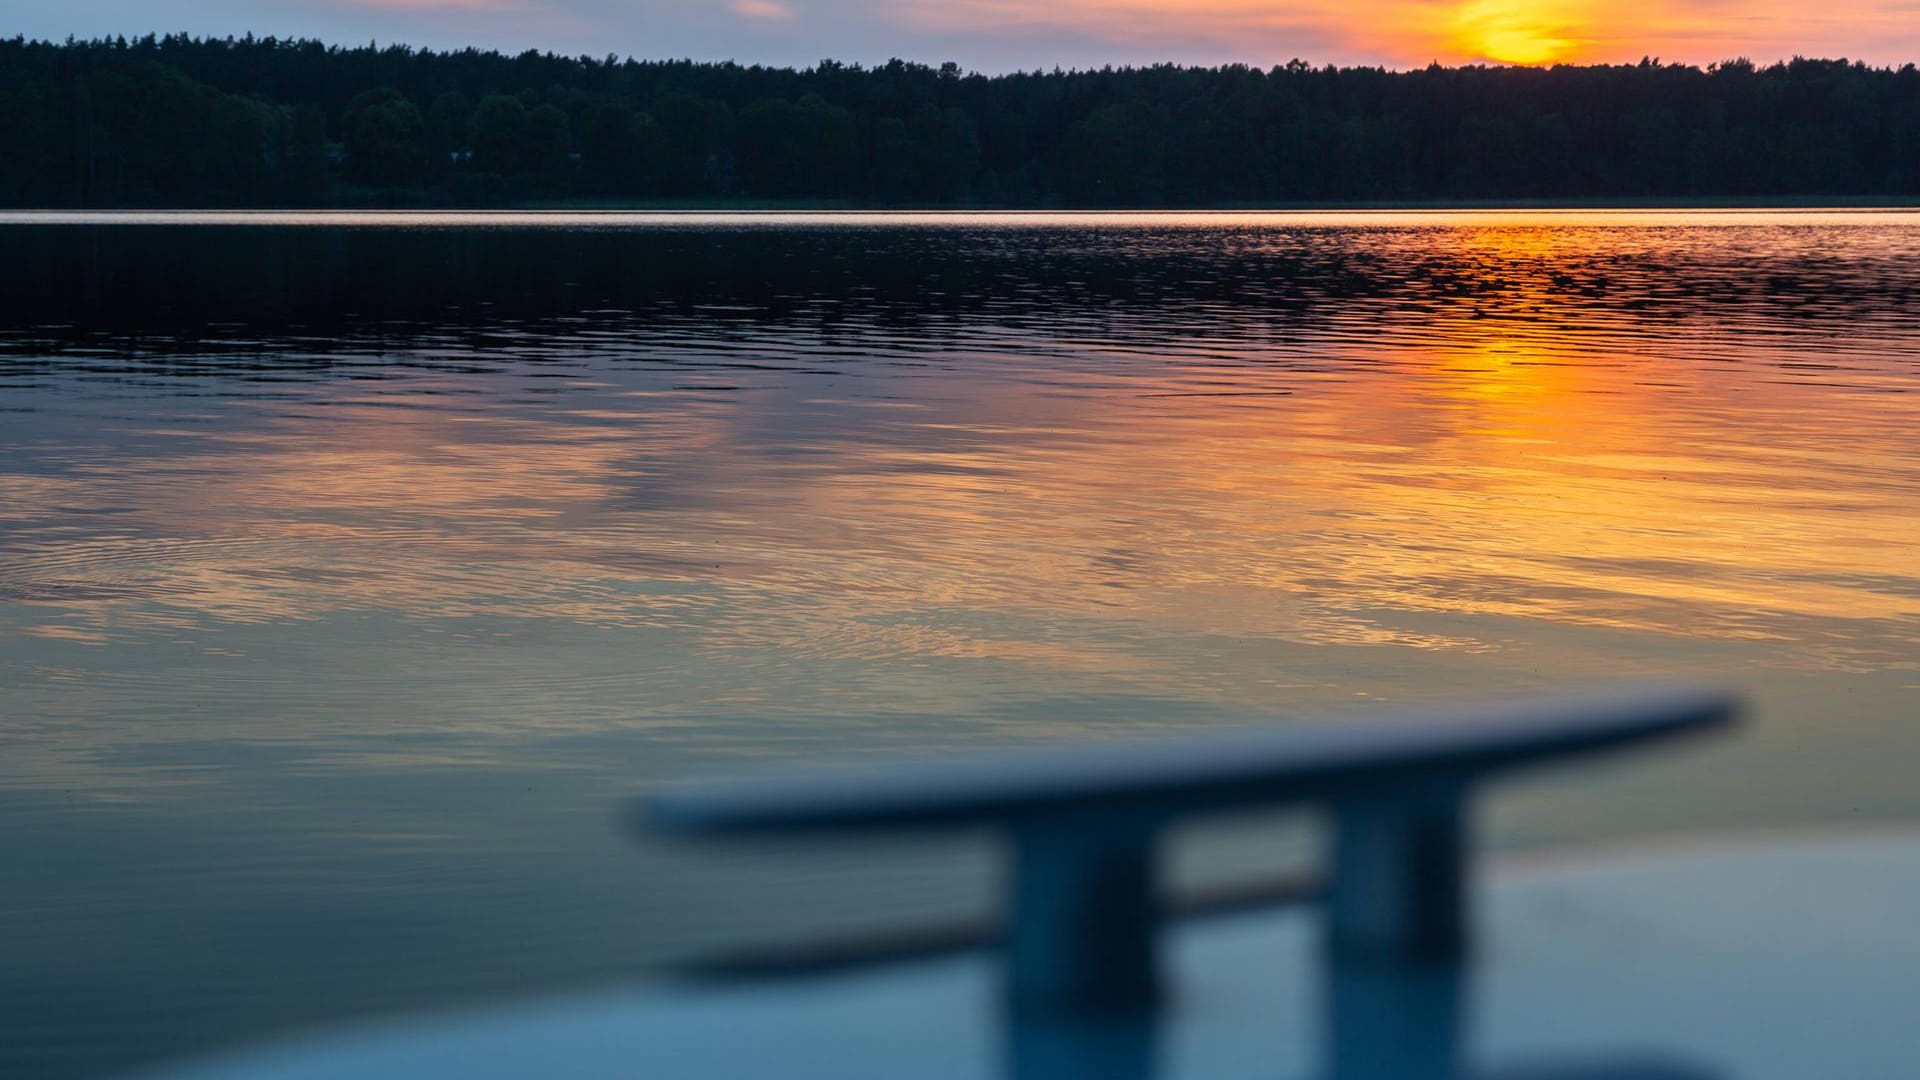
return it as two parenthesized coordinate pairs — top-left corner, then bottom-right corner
(13, 0), (1920, 70)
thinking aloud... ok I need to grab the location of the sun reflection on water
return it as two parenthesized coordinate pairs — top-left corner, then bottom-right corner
(1, 214), (1917, 790)
(3, 214), (1920, 1080)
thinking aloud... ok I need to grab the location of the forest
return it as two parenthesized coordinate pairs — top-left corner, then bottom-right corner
(4, 35), (1920, 206)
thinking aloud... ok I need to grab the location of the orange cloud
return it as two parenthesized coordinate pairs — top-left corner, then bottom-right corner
(732, 0), (798, 18)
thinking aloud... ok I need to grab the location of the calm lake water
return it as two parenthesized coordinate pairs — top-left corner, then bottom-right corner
(3, 210), (1918, 1078)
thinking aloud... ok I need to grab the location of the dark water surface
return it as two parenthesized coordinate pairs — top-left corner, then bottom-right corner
(3, 211), (1918, 1077)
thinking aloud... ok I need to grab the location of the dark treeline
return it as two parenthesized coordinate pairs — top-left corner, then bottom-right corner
(6, 34), (1920, 207)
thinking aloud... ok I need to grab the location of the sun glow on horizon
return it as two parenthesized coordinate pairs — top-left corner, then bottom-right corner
(17, 0), (1920, 74)
(1445, 0), (1593, 64)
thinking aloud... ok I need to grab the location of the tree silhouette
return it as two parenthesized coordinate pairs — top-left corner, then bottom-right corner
(4, 35), (1919, 207)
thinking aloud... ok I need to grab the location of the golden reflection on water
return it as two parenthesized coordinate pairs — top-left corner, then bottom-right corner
(2, 215), (1918, 803)
(4, 216), (1920, 1079)
(9, 285), (1916, 653)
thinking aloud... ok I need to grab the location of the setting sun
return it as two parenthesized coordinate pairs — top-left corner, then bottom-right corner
(1447, 0), (1590, 63)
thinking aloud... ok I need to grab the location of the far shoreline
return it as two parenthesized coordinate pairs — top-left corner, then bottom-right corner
(518, 195), (1920, 211)
(9, 195), (1920, 215)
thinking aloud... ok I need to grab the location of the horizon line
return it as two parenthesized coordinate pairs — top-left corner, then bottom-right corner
(13, 32), (1919, 78)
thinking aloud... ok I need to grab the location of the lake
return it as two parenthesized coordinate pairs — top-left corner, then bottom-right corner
(2, 210), (1918, 1078)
